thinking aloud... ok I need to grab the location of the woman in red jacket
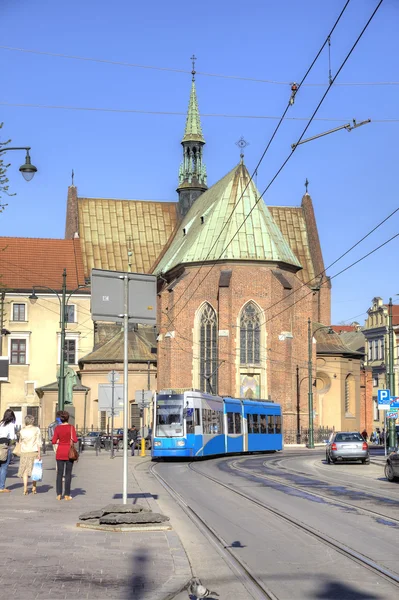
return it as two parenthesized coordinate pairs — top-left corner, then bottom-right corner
(51, 410), (78, 501)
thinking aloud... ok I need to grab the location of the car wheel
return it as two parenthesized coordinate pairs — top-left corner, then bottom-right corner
(331, 457), (337, 464)
(385, 462), (396, 482)
(326, 453), (331, 464)
(117, 440), (123, 450)
(362, 458), (370, 465)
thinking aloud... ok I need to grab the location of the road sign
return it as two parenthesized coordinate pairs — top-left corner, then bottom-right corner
(387, 412), (398, 419)
(98, 384), (124, 411)
(134, 390), (153, 404)
(390, 397), (399, 408)
(377, 389), (391, 410)
(107, 370), (120, 384)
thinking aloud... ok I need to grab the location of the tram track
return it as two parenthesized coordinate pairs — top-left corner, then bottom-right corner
(187, 459), (399, 591)
(150, 462), (277, 600)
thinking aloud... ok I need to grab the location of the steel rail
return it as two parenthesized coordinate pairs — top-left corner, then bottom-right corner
(229, 459), (399, 526)
(188, 460), (399, 588)
(150, 462), (277, 600)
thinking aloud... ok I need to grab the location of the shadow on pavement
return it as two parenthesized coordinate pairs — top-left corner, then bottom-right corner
(128, 548), (150, 599)
(311, 581), (383, 599)
(113, 492), (158, 501)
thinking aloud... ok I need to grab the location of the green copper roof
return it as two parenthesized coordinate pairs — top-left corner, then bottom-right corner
(154, 162), (302, 275)
(182, 80), (205, 144)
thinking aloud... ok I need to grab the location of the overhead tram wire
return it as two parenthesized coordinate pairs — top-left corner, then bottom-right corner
(164, 0), (385, 329)
(1, 43), (398, 87)
(162, 0), (352, 322)
(1, 101), (397, 123)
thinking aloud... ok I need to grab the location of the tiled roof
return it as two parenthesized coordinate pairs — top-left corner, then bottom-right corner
(331, 325), (359, 333)
(339, 331), (366, 354)
(268, 206), (315, 284)
(35, 381), (90, 398)
(77, 198), (178, 276)
(314, 323), (363, 357)
(0, 237), (86, 292)
(153, 162), (301, 275)
(79, 326), (157, 363)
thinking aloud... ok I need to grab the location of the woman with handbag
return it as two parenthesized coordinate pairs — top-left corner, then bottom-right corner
(0, 409), (16, 493)
(18, 415), (42, 495)
(51, 410), (78, 501)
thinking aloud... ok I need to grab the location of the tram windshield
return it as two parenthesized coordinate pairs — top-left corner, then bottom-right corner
(156, 396), (184, 437)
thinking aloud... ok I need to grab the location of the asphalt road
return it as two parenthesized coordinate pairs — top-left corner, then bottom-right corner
(154, 449), (399, 600)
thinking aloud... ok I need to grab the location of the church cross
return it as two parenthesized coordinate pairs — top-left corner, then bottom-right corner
(305, 178), (309, 194)
(191, 54), (197, 80)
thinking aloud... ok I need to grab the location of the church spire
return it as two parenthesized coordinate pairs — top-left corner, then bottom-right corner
(177, 55), (207, 218)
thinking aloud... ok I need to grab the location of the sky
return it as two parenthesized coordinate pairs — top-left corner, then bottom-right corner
(1, 0), (398, 324)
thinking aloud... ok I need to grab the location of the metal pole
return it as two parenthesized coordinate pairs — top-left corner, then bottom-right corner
(111, 372), (115, 459)
(388, 298), (396, 451)
(83, 390), (87, 433)
(58, 269), (67, 411)
(122, 275), (129, 504)
(296, 365), (301, 444)
(140, 389), (146, 457)
(308, 318), (314, 449)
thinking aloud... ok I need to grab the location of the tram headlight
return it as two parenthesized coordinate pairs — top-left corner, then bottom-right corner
(176, 440), (185, 447)
(154, 441), (162, 447)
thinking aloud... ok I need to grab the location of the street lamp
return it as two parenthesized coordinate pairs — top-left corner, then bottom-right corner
(29, 268), (88, 411)
(308, 318), (334, 449)
(0, 147), (37, 181)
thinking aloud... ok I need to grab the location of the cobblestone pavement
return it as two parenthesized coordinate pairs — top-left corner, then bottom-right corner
(0, 450), (191, 599)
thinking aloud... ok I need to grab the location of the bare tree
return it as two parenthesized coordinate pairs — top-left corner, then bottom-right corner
(0, 123), (15, 213)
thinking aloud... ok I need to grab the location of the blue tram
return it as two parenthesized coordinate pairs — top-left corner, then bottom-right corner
(152, 390), (282, 459)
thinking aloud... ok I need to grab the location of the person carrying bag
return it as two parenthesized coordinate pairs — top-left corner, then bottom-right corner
(51, 411), (78, 501)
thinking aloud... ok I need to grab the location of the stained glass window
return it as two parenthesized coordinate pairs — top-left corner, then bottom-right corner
(240, 303), (261, 364)
(199, 303), (218, 394)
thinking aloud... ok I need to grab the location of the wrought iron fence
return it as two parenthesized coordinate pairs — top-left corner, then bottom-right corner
(284, 427), (334, 445)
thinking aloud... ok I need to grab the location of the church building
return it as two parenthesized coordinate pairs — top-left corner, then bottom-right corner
(65, 67), (331, 433)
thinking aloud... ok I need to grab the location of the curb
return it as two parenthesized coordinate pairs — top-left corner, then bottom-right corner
(130, 458), (192, 600)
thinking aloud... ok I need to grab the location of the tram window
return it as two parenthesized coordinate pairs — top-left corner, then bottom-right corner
(253, 414), (259, 433)
(227, 412), (235, 434)
(275, 415), (282, 434)
(260, 415), (267, 434)
(234, 413), (241, 434)
(195, 408), (201, 426)
(268, 415), (275, 434)
(203, 408), (223, 434)
(186, 412), (194, 434)
(248, 414), (254, 434)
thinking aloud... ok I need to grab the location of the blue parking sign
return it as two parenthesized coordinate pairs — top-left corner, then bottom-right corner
(377, 389), (391, 409)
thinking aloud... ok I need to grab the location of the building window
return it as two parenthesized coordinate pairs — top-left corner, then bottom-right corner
(100, 411), (107, 431)
(240, 303), (261, 364)
(199, 303), (218, 394)
(12, 303), (26, 322)
(373, 376), (379, 388)
(27, 406), (39, 426)
(373, 397), (379, 421)
(368, 342), (372, 361)
(345, 374), (355, 415)
(64, 339), (76, 364)
(66, 305), (75, 323)
(378, 338), (384, 360)
(10, 339), (27, 364)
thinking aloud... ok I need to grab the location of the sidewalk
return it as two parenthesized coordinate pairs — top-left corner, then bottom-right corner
(0, 450), (190, 600)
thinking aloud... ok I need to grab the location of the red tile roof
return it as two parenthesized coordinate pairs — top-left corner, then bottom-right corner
(330, 325), (358, 333)
(0, 237), (87, 292)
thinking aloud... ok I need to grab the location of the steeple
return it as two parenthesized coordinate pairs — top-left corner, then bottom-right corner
(177, 55), (207, 218)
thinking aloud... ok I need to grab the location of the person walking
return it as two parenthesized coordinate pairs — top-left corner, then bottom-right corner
(18, 415), (42, 495)
(0, 409), (16, 493)
(128, 426), (138, 456)
(51, 411), (78, 501)
(48, 411), (62, 455)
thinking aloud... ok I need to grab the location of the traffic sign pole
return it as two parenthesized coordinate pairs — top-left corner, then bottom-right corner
(140, 389), (146, 458)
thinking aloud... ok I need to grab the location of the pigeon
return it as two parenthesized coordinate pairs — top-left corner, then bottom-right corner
(188, 577), (219, 599)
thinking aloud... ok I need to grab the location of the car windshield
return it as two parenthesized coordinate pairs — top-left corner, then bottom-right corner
(87, 432), (99, 437)
(335, 433), (363, 442)
(156, 397), (184, 437)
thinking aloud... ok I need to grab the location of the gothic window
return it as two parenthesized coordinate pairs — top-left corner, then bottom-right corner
(240, 303), (261, 364)
(345, 374), (355, 415)
(199, 303), (218, 394)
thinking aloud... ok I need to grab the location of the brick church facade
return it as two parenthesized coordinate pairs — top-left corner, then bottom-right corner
(65, 69), (333, 433)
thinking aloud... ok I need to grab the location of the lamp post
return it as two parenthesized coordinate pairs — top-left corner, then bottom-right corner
(388, 298), (397, 451)
(308, 319), (334, 449)
(0, 147), (37, 181)
(29, 269), (88, 411)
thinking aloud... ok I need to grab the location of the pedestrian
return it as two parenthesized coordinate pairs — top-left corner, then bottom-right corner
(128, 426), (138, 456)
(0, 409), (16, 493)
(48, 411), (62, 455)
(361, 429), (368, 441)
(51, 411), (78, 501)
(18, 415), (42, 495)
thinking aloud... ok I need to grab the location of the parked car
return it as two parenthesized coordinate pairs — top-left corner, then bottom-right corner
(326, 431), (370, 464)
(385, 451), (399, 482)
(80, 431), (103, 448)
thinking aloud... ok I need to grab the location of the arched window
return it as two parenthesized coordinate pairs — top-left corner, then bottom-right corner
(199, 303), (218, 394)
(240, 303), (261, 364)
(345, 374), (355, 415)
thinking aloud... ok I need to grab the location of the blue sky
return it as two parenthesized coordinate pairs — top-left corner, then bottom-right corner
(1, 0), (398, 324)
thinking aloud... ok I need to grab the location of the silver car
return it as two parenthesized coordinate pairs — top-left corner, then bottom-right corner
(326, 431), (370, 464)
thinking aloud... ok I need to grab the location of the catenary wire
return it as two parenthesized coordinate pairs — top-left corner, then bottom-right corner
(164, 0), (385, 329)
(0, 101), (397, 122)
(1, 43), (398, 87)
